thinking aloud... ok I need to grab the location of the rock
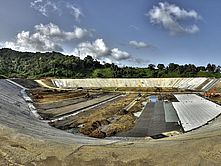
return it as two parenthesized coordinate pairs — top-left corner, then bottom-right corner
(89, 129), (106, 138)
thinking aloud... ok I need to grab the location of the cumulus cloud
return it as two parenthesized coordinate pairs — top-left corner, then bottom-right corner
(4, 31), (63, 52)
(73, 39), (109, 59)
(34, 23), (89, 41)
(31, 0), (83, 21)
(2, 23), (89, 52)
(111, 48), (130, 60)
(129, 40), (149, 49)
(73, 39), (130, 61)
(147, 2), (201, 35)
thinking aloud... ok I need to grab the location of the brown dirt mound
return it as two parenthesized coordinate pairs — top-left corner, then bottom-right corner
(79, 94), (138, 138)
(30, 88), (88, 103)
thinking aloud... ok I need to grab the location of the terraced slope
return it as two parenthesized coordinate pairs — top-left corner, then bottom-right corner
(209, 79), (221, 93)
(0, 79), (115, 145)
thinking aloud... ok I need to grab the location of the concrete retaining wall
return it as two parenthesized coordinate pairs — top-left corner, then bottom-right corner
(51, 78), (218, 90)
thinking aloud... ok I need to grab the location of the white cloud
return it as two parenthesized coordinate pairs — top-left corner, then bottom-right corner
(1, 23), (89, 52)
(31, 0), (83, 21)
(31, 0), (58, 17)
(129, 40), (149, 49)
(73, 39), (109, 59)
(72, 39), (131, 61)
(4, 31), (63, 52)
(147, 2), (201, 35)
(111, 48), (130, 60)
(34, 23), (89, 41)
(66, 3), (83, 21)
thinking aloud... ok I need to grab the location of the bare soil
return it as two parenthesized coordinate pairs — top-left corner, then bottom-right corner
(1, 124), (221, 166)
(50, 94), (148, 138)
(30, 87), (144, 137)
(101, 87), (183, 93)
(78, 94), (140, 138)
(210, 94), (221, 104)
(29, 88), (89, 103)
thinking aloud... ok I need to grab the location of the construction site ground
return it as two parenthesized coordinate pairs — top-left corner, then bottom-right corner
(30, 87), (149, 138)
(1, 78), (221, 165)
(121, 101), (181, 137)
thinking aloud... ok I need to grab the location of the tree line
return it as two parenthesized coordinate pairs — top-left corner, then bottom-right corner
(0, 48), (220, 79)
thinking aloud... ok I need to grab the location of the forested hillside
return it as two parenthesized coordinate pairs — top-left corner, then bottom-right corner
(0, 48), (220, 79)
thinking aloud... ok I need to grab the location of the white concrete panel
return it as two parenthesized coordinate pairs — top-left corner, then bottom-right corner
(51, 78), (218, 91)
(173, 94), (221, 131)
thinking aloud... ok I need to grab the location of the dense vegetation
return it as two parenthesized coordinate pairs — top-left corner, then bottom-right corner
(0, 48), (220, 79)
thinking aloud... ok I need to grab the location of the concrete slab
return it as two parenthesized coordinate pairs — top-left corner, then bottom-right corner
(164, 102), (179, 122)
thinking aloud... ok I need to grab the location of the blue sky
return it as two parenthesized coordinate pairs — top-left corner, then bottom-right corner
(0, 0), (221, 67)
